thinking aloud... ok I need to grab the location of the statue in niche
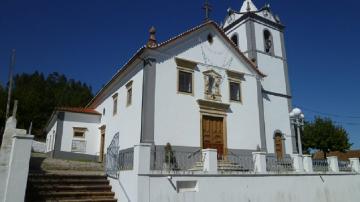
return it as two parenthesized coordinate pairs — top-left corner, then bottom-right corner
(203, 70), (222, 101)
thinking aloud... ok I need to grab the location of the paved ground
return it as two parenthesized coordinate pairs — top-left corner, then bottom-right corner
(29, 152), (105, 174)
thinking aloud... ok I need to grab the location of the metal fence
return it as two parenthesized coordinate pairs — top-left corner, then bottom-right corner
(119, 148), (134, 170)
(224, 153), (254, 173)
(106, 133), (120, 178)
(312, 159), (329, 172)
(339, 160), (352, 172)
(150, 149), (202, 174)
(266, 156), (294, 173)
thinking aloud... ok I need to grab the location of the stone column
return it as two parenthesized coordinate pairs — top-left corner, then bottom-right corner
(303, 155), (313, 173)
(349, 158), (360, 173)
(252, 152), (267, 173)
(327, 156), (339, 173)
(291, 154), (304, 172)
(4, 133), (34, 202)
(202, 149), (218, 174)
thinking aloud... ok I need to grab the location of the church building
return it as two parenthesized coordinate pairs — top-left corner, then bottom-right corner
(45, 0), (298, 162)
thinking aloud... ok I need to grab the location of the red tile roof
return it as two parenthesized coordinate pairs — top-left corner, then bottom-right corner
(313, 150), (360, 161)
(56, 107), (101, 115)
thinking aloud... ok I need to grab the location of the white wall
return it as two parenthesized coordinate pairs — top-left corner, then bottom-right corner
(95, 62), (144, 152)
(60, 112), (101, 156)
(109, 171), (137, 202)
(154, 28), (263, 151)
(45, 119), (57, 153)
(253, 23), (293, 154)
(263, 95), (293, 154)
(147, 174), (360, 202)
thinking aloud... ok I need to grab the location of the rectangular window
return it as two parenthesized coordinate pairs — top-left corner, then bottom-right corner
(73, 127), (87, 138)
(127, 88), (132, 106)
(113, 93), (118, 115)
(229, 81), (241, 102)
(178, 70), (193, 94)
(126, 81), (133, 106)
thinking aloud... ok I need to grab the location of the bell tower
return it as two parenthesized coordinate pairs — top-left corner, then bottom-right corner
(223, 0), (297, 154)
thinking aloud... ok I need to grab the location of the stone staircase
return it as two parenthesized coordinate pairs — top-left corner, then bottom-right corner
(26, 173), (116, 202)
(25, 153), (117, 202)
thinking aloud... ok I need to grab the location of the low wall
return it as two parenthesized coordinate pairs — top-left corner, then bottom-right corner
(32, 140), (46, 153)
(109, 170), (137, 202)
(144, 174), (360, 202)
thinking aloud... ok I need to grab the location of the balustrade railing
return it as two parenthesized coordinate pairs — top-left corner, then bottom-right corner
(312, 159), (329, 172)
(266, 156), (294, 173)
(224, 153), (254, 173)
(150, 149), (202, 174)
(338, 160), (352, 172)
(119, 148), (134, 170)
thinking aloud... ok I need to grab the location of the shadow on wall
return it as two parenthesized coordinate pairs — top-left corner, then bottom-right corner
(28, 153), (47, 174)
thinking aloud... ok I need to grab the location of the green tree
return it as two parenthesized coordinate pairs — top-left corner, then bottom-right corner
(0, 71), (93, 140)
(302, 117), (352, 158)
(0, 84), (7, 129)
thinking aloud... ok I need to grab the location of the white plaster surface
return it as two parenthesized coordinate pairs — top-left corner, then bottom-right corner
(32, 140), (46, 153)
(60, 112), (101, 156)
(154, 28), (263, 151)
(146, 174), (360, 202)
(95, 63), (144, 152)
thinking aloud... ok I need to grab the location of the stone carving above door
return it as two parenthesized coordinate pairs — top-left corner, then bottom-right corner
(203, 69), (222, 101)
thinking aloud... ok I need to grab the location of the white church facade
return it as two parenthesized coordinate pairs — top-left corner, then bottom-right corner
(45, 0), (298, 162)
(41, 1), (360, 202)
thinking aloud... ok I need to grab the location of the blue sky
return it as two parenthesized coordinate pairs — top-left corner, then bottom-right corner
(1, 0), (360, 148)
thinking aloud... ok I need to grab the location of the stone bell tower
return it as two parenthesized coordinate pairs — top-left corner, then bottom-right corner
(223, 0), (297, 154)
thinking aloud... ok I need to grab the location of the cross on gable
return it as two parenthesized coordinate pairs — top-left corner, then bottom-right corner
(202, 0), (212, 21)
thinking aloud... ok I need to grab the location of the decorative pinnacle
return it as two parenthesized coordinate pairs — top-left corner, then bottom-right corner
(146, 26), (157, 48)
(246, 2), (251, 12)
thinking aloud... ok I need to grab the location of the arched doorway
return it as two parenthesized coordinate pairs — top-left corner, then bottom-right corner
(274, 132), (284, 160)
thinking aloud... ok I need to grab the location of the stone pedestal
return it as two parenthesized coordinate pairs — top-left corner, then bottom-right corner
(303, 155), (313, 173)
(291, 154), (304, 172)
(349, 158), (360, 173)
(202, 149), (218, 174)
(134, 143), (152, 202)
(252, 152), (267, 173)
(327, 156), (339, 172)
(4, 133), (34, 202)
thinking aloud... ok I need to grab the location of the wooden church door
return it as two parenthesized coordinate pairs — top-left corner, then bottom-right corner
(274, 133), (284, 159)
(202, 115), (224, 159)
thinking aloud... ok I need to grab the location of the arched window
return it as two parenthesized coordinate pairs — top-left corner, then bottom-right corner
(263, 30), (273, 54)
(231, 34), (238, 47)
(274, 132), (284, 159)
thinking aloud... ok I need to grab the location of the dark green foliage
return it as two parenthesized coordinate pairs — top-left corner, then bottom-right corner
(0, 84), (6, 132)
(302, 117), (352, 158)
(1, 71), (93, 140)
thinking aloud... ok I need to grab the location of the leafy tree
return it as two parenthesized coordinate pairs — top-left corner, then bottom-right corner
(302, 116), (352, 158)
(1, 71), (93, 141)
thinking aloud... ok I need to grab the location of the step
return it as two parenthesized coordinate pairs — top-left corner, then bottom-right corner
(28, 178), (110, 186)
(36, 191), (115, 200)
(30, 185), (112, 192)
(59, 199), (117, 202)
(28, 173), (107, 179)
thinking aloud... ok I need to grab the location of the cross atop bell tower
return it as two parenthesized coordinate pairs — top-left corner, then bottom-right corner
(202, 0), (212, 21)
(240, 0), (258, 13)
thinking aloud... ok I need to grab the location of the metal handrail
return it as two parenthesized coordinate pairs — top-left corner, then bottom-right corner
(187, 149), (202, 159)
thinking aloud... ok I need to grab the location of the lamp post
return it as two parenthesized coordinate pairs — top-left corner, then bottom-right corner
(290, 108), (304, 155)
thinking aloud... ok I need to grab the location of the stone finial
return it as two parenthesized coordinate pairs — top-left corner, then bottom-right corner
(246, 2), (251, 12)
(146, 26), (158, 48)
